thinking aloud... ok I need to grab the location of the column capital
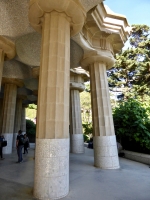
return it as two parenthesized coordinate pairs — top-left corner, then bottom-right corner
(17, 87), (33, 100)
(29, 0), (86, 36)
(81, 50), (115, 71)
(0, 36), (16, 60)
(32, 67), (39, 78)
(70, 82), (85, 92)
(2, 78), (24, 88)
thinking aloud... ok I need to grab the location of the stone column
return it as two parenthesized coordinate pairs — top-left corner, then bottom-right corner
(70, 72), (86, 154)
(2, 84), (17, 154)
(29, 1), (85, 199)
(21, 105), (27, 135)
(0, 36), (16, 90)
(0, 50), (4, 89)
(81, 49), (120, 169)
(13, 98), (23, 147)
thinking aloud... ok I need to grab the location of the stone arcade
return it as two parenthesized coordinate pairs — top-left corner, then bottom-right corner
(0, 0), (130, 199)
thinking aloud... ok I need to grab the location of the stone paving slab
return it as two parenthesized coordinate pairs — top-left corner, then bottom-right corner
(0, 148), (150, 200)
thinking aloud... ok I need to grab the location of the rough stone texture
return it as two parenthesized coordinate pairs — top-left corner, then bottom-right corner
(90, 62), (115, 137)
(3, 60), (32, 80)
(13, 98), (22, 147)
(29, 0), (86, 36)
(80, 0), (103, 12)
(70, 40), (83, 69)
(16, 33), (41, 66)
(2, 84), (17, 154)
(0, 0), (34, 38)
(34, 138), (69, 200)
(94, 135), (120, 169)
(70, 134), (84, 153)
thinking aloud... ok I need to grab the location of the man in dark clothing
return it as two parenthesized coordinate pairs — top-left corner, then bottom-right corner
(16, 130), (24, 163)
(0, 135), (4, 160)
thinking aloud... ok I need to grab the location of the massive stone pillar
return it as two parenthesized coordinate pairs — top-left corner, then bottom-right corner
(29, 1), (85, 199)
(70, 68), (89, 153)
(0, 36), (16, 90)
(21, 104), (27, 135)
(82, 48), (120, 169)
(2, 83), (17, 154)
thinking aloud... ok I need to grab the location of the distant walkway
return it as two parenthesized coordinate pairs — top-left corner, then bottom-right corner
(0, 148), (150, 200)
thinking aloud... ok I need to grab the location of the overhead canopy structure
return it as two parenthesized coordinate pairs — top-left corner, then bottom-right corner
(0, 1), (130, 199)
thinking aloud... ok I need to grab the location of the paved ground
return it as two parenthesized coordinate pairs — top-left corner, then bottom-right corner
(0, 147), (150, 200)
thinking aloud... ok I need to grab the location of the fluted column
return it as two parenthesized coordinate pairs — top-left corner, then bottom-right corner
(70, 90), (84, 153)
(81, 46), (119, 169)
(90, 62), (119, 169)
(13, 98), (23, 147)
(29, 1), (85, 199)
(21, 105), (26, 135)
(2, 84), (17, 154)
(70, 72), (86, 154)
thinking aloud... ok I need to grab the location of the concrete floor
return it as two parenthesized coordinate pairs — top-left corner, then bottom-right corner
(0, 148), (150, 200)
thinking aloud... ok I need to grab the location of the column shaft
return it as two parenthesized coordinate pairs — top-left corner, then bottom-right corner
(2, 84), (17, 154)
(90, 62), (119, 169)
(13, 98), (22, 147)
(21, 106), (26, 134)
(70, 90), (84, 153)
(34, 12), (70, 200)
(0, 49), (4, 90)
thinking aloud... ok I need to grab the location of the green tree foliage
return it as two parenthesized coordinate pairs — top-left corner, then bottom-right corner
(82, 122), (93, 142)
(108, 24), (150, 100)
(113, 99), (150, 153)
(80, 82), (93, 140)
(80, 82), (92, 123)
(26, 104), (37, 120)
(26, 119), (36, 136)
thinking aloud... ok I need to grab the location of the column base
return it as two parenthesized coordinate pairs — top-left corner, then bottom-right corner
(70, 134), (84, 154)
(34, 138), (69, 200)
(93, 136), (120, 169)
(3, 133), (13, 154)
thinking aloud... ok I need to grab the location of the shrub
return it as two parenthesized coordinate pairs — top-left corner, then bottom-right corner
(113, 98), (150, 153)
(82, 122), (93, 142)
(26, 119), (36, 142)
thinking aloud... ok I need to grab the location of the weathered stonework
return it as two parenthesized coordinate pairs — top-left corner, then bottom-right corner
(94, 136), (119, 169)
(34, 138), (69, 200)
(2, 84), (17, 154)
(70, 134), (84, 153)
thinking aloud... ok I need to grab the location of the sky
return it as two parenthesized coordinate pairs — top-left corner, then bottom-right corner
(104, 0), (150, 26)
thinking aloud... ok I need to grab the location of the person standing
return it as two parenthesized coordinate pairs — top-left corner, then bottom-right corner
(16, 130), (24, 163)
(0, 135), (5, 160)
(23, 134), (29, 154)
